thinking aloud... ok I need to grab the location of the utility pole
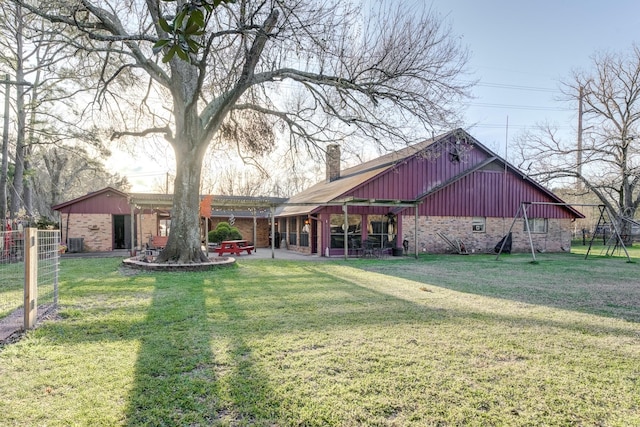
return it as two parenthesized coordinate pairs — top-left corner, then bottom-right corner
(577, 86), (584, 192)
(0, 74), (33, 229)
(1, 74), (10, 229)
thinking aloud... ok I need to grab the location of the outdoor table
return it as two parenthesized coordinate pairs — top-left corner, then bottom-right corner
(212, 240), (255, 256)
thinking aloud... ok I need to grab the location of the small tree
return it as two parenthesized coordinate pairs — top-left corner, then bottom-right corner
(208, 222), (242, 243)
(515, 45), (640, 241)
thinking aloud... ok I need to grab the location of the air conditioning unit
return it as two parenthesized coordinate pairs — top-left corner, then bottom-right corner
(68, 238), (84, 253)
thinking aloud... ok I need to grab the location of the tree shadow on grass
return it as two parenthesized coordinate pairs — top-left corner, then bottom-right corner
(312, 263), (640, 340)
(348, 254), (640, 323)
(124, 278), (223, 425)
(123, 274), (283, 426)
(40, 262), (640, 425)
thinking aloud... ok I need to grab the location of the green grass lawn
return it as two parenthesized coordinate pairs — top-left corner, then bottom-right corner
(0, 261), (25, 318)
(0, 252), (639, 426)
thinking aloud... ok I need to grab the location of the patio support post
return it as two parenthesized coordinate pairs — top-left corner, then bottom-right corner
(204, 215), (208, 252)
(270, 206), (275, 259)
(130, 203), (135, 256)
(252, 209), (257, 253)
(343, 203), (348, 260)
(414, 203), (419, 259)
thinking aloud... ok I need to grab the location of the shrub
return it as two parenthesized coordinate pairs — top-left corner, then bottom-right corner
(36, 217), (58, 229)
(208, 222), (242, 243)
(227, 228), (242, 240)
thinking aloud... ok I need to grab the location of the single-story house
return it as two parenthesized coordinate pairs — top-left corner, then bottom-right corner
(52, 188), (285, 252)
(52, 129), (583, 256)
(275, 128), (583, 256)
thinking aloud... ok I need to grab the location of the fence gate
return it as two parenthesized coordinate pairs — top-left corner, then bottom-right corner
(0, 228), (60, 343)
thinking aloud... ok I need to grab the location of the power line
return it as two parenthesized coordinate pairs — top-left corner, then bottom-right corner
(125, 171), (171, 178)
(468, 102), (572, 112)
(475, 81), (557, 93)
(471, 123), (572, 130)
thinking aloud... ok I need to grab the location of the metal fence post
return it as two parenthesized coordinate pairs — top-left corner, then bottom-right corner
(23, 227), (37, 330)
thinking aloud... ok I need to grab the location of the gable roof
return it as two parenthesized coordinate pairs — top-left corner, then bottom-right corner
(279, 129), (583, 218)
(52, 187), (129, 212)
(53, 187), (287, 217)
(279, 133), (445, 216)
(129, 193), (287, 217)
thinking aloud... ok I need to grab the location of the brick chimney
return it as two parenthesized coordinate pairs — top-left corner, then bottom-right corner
(326, 144), (341, 182)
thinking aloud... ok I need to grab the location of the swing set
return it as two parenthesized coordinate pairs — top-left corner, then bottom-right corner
(496, 202), (632, 263)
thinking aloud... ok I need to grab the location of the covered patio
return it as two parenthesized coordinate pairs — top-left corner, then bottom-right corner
(127, 193), (286, 257)
(127, 194), (423, 260)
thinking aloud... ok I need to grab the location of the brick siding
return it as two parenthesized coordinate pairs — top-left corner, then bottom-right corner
(61, 213), (113, 252)
(401, 215), (573, 254)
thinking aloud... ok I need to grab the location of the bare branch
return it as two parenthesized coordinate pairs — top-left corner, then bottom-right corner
(111, 125), (174, 142)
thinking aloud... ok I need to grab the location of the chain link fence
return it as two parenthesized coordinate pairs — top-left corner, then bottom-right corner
(0, 229), (60, 343)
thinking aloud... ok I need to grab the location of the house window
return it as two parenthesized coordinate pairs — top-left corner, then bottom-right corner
(366, 214), (396, 248)
(472, 217), (486, 233)
(159, 219), (171, 236)
(525, 218), (548, 234)
(289, 217), (297, 245)
(330, 214), (362, 249)
(281, 219), (287, 235)
(300, 218), (310, 247)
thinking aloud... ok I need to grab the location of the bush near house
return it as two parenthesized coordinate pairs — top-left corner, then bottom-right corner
(208, 221), (242, 243)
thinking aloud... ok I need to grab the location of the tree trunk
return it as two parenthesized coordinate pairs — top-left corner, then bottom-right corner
(156, 144), (209, 263)
(10, 76), (26, 220)
(0, 75), (9, 226)
(10, 6), (26, 220)
(23, 79), (40, 223)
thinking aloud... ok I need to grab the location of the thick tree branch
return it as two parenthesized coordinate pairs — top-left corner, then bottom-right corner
(111, 125), (174, 143)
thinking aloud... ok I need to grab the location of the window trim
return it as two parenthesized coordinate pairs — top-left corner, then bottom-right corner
(329, 214), (362, 249)
(472, 217), (486, 233)
(525, 218), (548, 234)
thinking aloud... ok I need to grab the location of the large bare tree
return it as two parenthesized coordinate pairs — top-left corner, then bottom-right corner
(1, 1), (107, 223)
(515, 45), (640, 236)
(33, 146), (129, 219)
(18, 0), (472, 263)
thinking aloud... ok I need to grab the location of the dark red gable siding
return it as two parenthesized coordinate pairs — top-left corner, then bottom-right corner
(348, 144), (489, 201)
(57, 190), (131, 215)
(343, 143), (576, 219)
(421, 171), (574, 218)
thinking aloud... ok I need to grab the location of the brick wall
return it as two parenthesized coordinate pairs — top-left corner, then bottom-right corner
(326, 144), (341, 182)
(61, 210), (274, 252)
(401, 215), (573, 254)
(138, 212), (159, 248)
(62, 213), (113, 252)
(209, 218), (270, 247)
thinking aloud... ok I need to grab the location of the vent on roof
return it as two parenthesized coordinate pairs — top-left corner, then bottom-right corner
(326, 144), (341, 182)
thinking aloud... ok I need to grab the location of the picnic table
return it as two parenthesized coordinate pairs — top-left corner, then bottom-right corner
(212, 240), (255, 256)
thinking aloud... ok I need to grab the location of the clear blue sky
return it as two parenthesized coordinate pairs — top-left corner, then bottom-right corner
(427, 0), (640, 154)
(118, 1), (640, 191)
